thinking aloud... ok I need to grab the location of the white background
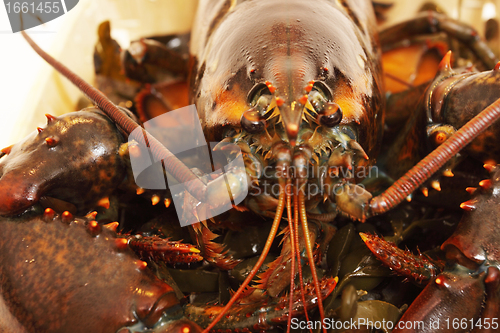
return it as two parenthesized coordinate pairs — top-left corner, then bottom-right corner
(0, 0), (197, 149)
(0, 8), (63, 149)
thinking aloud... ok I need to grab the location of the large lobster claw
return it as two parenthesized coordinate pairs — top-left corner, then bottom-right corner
(0, 211), (201, 332)
(331, 183), (373, 221)
(393, 268), (485, 333)
(0, 110), (128, 216)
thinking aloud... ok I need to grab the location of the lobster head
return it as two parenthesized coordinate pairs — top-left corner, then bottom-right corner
(192, 0), (384, 178)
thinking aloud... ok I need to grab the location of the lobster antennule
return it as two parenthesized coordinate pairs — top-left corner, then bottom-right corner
(292, 187), (313, 330)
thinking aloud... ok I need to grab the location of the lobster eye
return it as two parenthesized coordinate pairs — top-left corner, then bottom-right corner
(241, 108), (266, 133)
(308, 90), (327, 111)
(309, 82), (332, 107)
(317, 102), (343, 127)
(248, 83), (272, 109)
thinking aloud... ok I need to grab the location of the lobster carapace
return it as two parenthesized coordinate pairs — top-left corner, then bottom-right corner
(191, 0), (384, 155)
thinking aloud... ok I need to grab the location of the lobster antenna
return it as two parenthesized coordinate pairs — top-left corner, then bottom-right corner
(298, 187), (327, 333)
(202, 187), (286, 333)
(294, 191), (312, 330)
(21, 31), (207, 201)
(285, 180), (296, 333)
(370, 93), (500, 215)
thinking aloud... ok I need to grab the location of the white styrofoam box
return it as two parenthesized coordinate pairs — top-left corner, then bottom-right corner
(0, 0), (197, 149)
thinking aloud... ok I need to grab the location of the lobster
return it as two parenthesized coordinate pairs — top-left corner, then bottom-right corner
(2, 0), (500, 332)
(0, 107), (203, 332)
(361, 163), (500, 332)
(0, 209), (202, 333)
(357, 40), (500, 332)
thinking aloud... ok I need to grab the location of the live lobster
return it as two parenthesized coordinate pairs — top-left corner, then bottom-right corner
(1, 1), (500, 332)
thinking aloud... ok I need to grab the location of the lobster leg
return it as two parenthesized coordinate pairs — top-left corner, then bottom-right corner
(134, 81), (190, 123)
(184, 276), (337, 331)
(380, 11), (498, 69)
(200, 175), (286, 332)
(0, 210), (201, 333)
(121, 32), (191, 123)
(121, 34), (190, 84)
(127, 235), (203, 265)
(190, 222), (241, 270)
(254, 222), (318, 298)
(359, 232), (445, 283)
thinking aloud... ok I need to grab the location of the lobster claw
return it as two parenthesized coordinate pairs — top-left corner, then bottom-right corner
(393, 267), (485, 333)
(0, 110), (128, 216)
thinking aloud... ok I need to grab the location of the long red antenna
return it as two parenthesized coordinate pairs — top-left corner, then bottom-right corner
(370, 95), (500, 215)
(21, 31), (207, 201)
(202, 187), (286, 332)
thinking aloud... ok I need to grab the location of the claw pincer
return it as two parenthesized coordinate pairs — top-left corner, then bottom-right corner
(394, 269), (486, 333)
(0, 109), (128, 215)
(0, 211), (201, 332)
